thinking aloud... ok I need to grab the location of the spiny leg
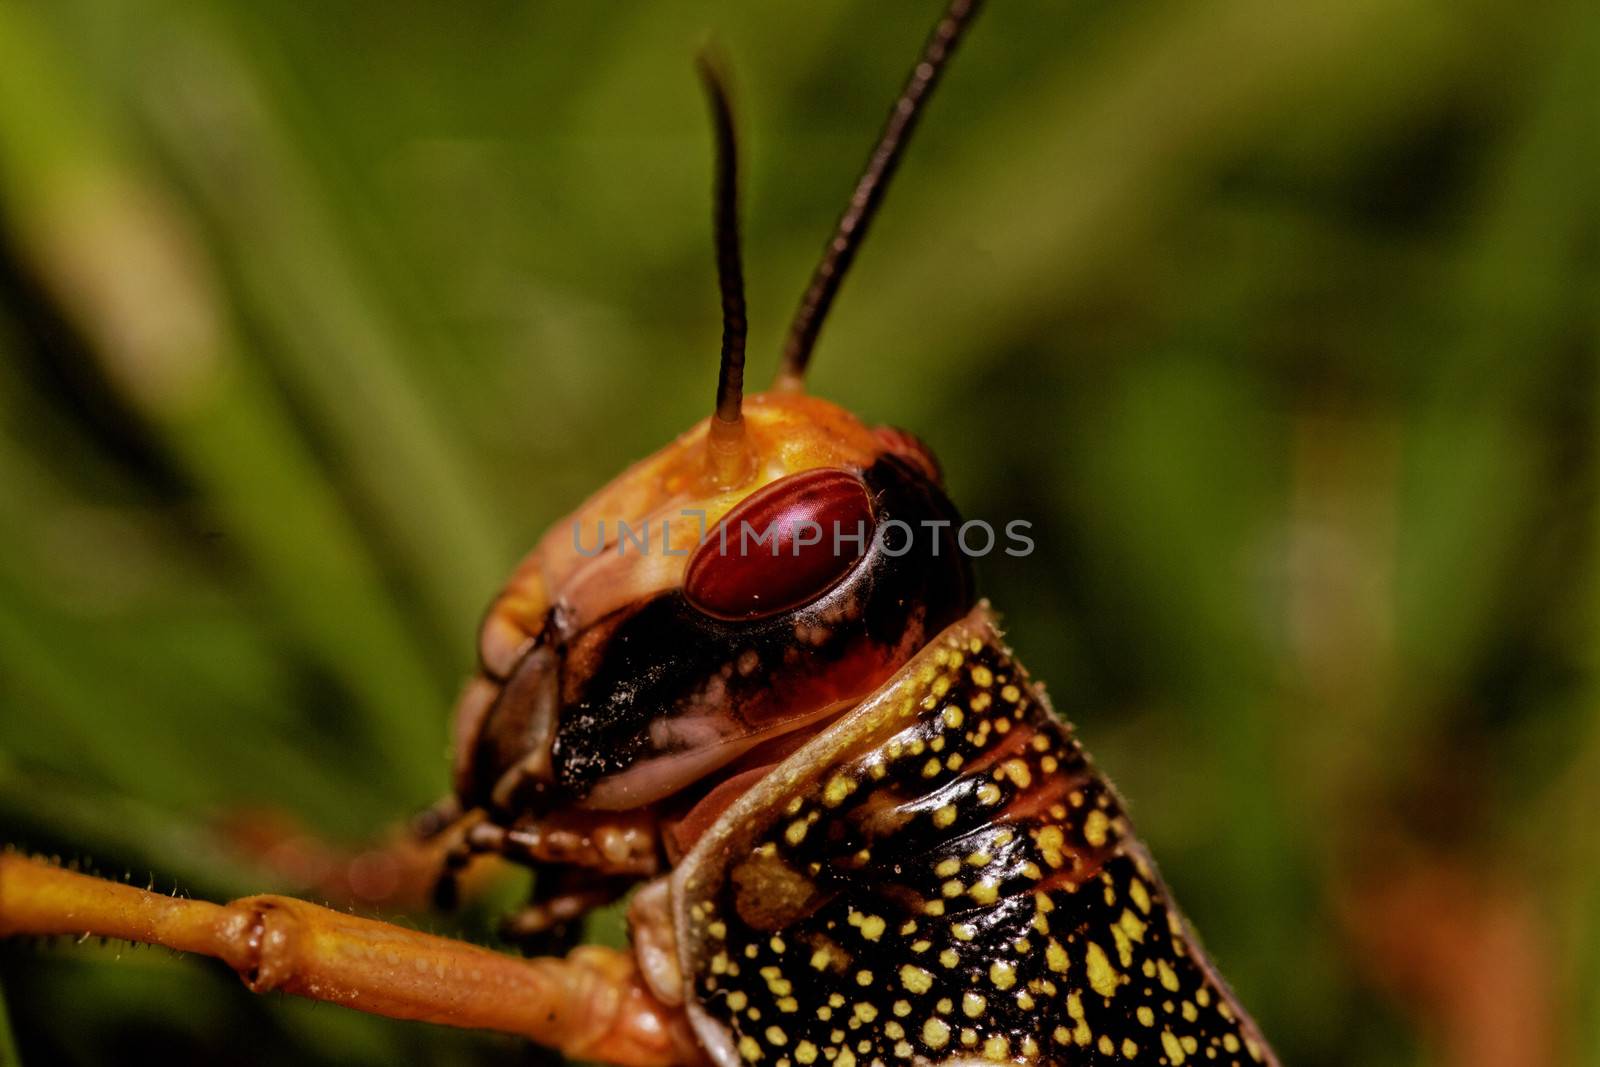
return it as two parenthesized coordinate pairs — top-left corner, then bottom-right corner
(0, 854), (702, 1067)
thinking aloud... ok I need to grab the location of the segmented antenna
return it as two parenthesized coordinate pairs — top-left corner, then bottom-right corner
(777, 0), (985, 389)
(697, 53), (755, 486)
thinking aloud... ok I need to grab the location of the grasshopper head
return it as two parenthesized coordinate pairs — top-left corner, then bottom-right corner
(449, 49), (978, 829)
(451, 391), (971, 818)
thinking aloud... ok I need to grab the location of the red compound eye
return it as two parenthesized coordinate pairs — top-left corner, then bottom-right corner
(686, 469), (874, 621)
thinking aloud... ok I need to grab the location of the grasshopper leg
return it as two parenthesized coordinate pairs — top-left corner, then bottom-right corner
(0, 854), (703, 1067)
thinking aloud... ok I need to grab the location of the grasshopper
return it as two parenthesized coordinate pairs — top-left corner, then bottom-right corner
(1, 2), (1277, 1064)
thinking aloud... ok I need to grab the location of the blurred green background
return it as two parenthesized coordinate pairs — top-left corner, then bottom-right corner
(0, 1), (1595, 1064)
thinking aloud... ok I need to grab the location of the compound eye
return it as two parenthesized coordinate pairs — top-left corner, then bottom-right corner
(686, 468), (874, 621)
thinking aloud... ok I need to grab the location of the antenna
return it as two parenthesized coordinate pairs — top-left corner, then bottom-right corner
(776, 0), (984, 389)
(697, 52), (755, 487)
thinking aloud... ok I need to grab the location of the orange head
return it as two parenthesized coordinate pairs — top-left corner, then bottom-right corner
(448, 48), (976, 824)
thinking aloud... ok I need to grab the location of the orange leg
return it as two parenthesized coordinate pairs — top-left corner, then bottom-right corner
(0, 854), (704, 1067)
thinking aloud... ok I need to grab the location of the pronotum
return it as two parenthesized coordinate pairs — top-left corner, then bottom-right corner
(0, 2), (1279, 1064)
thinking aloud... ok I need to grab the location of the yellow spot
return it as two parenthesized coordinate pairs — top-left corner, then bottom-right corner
(795, 1041), (818, 1065)
(1197, 987), (1212, 1008)
(852, 1003), (877, 1023)
(855, 970), (873, 986)
(893, 1000), (911, 1017)
(1130, 878), (1152, 914)
(911, 939), (931, 953)
(1223, 1034), (1241, 1053)
(942, 879), (965, 898)
(1119, 908), (1148, 943)
(1161, 1030), (1186, 1064)
(810, 948), (832, 970)
(1052, 1027), (1071, 1045)
(942, 706), (964, 729)
(969, 879), (999, 905)
(835, 1050), (855, 1067)
(966, 850), (992, 868)
(1112, 925), (1133, 967)
(893, 1040), (912, 1059)
(1137, 1005), (1155, 1026)
(770, 936), (787, 953)
(989, 960), (1017, 990)
(900, 965), (934, 994)
(739, 1036), (763, 1061)
(884, 1021), (904, 1040)
(1086, 942), (1119, 997)
(823, 776), (855, 807)
(962, 992), (986, 1017)
(1098, 1035), (1114, 1055)
(952, 923), (976, 941)
(765, 1026), (788, 1046)
(708, 921), (728, 940)
(922, 758), (943, 778)
(922, 1018), (951, 1050)
(1157, 959), (1180, 992)
(982, 1035), (1009, 1062)
(1037, 826), (1066, 868)
(938, 948), (959, 968)
(727, 991), (748, 1011)
(1046, 940), (1069, 973)
(859, 915), (885, 942)
(924, 899), (945, 916)
(1084, 809), (1110, 848)
(933, 805), (957, 829)
(1000, 684), (1021, 703)
(999, 759), (1032, 788)
(1182, 1000), (1198, 1021)
(971, 666), (994, 687)
(785, 820), (809, 846)
(778, 997), (798, 1013)
(976, 782), (1002, 805)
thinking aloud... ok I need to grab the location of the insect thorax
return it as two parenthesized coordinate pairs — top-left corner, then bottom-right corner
(674, 606), (1275, 1067)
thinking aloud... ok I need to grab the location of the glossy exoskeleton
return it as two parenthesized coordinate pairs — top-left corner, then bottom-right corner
(0, 2), (1279, 1065)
